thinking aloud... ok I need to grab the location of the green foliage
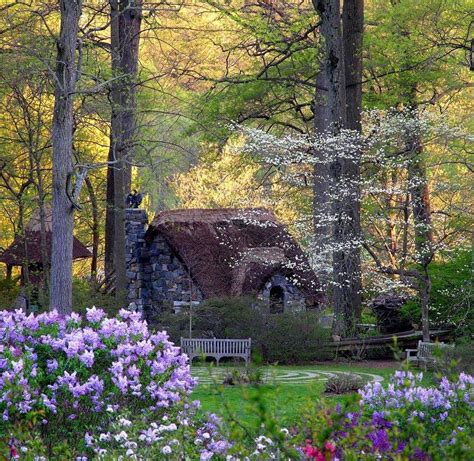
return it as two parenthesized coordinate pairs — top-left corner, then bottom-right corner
(71, 278), (118, 317)
(187, 2), (317, 142)
(324, 374), (364, 395)
(364, 0), (471, 108)
(432, 343), (474, 376)
(0, 276), (20, 309)
(158, 297), (332, 364)
(262, 310), (332, 363)
(402, 250), (473, 335)
(222, 367), (264, 386)
(0, 277), (114, 314)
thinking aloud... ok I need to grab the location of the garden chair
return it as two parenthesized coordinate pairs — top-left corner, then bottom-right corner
(406, 340), (454, 370)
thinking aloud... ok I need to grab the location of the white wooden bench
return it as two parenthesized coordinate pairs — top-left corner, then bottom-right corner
(406, 340), (454, 370)
(180, 338), (251, 365)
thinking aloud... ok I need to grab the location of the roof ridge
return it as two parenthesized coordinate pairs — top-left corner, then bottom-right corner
(152, 207), (277, 225)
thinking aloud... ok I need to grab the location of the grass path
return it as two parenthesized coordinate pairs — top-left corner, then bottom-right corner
(191, 363), (397, 426)
(192, 365), (384, 385)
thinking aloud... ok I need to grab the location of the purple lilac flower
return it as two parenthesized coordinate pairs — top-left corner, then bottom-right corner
(368, 428), (392, 452)
(0, 306), (198, 438)
(85, 306), (106, 323)
(79, 350), (95, 368)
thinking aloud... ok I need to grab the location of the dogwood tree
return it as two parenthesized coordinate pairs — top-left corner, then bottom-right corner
(235, 107), (471, 339)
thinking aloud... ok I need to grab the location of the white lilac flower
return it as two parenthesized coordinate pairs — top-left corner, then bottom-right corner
(114, 431), (128, 442)
(84, 433), (93, 446)
(118, 417), (132, 427)
(99, 433), (111, 442)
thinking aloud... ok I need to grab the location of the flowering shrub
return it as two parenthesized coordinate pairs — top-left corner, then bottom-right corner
(1, 310), (472, 461)
(303, 371), (474, 460)
(0, 307), (229, 459)
(360, 370), (474, 423)
(83, 402), (230, 460)
(237, 371), (474, 460)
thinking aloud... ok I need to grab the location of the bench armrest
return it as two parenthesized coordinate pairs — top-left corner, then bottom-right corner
(405, 349), (418, 358)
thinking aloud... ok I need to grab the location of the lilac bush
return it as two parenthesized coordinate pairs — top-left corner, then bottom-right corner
(235, 371), (474, 460)
(83, 402), (231, 460)
(359, 370), (474, 424)
(0, 307), (229, 458)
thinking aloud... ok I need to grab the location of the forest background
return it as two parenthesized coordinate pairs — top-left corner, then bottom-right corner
(0, 0), (472, 337)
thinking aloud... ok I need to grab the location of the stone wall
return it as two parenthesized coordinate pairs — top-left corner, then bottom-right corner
(125, 209), (150, 314)
(125, 209), (203, 322)
(147, 234), (203, 321)
(257, 273), (307, 312)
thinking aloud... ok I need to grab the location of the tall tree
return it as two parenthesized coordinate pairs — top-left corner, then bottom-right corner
(341, 0), (364, 324)
(313, 0), (364, 336)
(405, 110), (434, 341)
(50, 0), (82, 313)
(105, 0), (143, 302)
(362, 0), (472, 340)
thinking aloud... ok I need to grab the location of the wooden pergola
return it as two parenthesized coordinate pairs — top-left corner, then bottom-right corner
(0, 208), (91, 284)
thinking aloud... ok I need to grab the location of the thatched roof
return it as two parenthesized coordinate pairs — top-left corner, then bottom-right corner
(145, 208), (323, 306)
(0, 208), (91, 266)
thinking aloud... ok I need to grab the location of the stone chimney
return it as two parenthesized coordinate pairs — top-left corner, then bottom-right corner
(125, 209), (150, 314)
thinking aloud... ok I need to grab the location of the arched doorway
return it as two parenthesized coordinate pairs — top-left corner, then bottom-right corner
(269, 286), (285, 313)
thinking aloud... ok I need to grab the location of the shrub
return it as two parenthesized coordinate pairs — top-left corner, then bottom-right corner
(237, 371), (474, 460)
(159, 296), (332, 364)
(261, 311), (331, 363)
(72, 277), (118, 316)
(0, 307), (229, 459)
(222, 367), (264, 386)
(430, 342), (474, 376)
(0, 276), (20, 310)
(193, 296), (266, 341)
(324, 374), (363, 394)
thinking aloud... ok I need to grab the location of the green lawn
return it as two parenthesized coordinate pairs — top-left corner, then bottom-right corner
(191, 363), (398, 427)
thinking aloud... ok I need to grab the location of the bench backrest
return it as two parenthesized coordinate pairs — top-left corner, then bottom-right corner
(181, 338), (251, 356)
(417, 340), (453, 359)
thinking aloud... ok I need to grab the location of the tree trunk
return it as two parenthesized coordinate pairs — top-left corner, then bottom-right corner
(407, 138), (433, 260)
(118, 0), (142, 192)
(419, 267), (431, 342)
(105, 0), (142, 301)
(85, 176), (99, 283)
(343, 0), (364, 133)
(313, 70), (333, 293)
(18, 196), (30, 289)
(104, 0), (120, 282)
(314, 0), (365, 337)
(339, 0), (364, 325)
(406, 110), (433, 341)
(34, 156), (49, 304)
(312, 0), (347, 127)
(104, 152), (115, 281)
(50, 0), (82, 314)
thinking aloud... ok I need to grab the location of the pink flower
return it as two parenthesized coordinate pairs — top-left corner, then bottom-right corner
(324, 441), (335, 454)
(304, 442), (323, 460)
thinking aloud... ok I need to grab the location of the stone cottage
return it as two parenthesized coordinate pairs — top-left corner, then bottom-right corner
(125, 208), (323, 322)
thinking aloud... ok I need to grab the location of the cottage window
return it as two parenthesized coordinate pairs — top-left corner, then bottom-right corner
(269, 286), (285, 314)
